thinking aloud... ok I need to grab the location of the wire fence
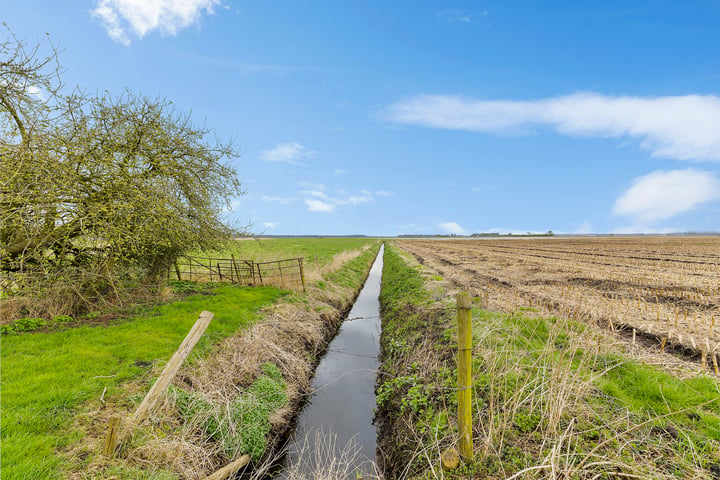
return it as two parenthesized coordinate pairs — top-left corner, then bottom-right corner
(173, 255), (306, 291)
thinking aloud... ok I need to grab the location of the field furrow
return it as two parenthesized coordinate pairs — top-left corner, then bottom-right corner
(396, 237), (720, 364)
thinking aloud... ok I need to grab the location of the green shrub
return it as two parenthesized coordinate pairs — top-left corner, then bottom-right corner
(14, 317), (46, 332)
(52, 315), (74, 324)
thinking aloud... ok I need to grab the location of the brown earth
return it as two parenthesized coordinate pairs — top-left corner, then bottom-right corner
(395, 236), (720, 368)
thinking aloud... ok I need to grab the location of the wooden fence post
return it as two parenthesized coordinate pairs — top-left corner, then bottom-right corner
(457, 292), (473, 463)
(246, 261), (255, 285)
(256, 263), (264, 286)
(231, 255), (241, 284)
(102, 415), (121, 457)
(299, 258), (306, 293)
(203, 455), (250, 480)
(128, 311), (214, 430)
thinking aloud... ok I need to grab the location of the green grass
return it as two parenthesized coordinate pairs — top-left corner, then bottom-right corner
(0, 285), (285, 480)
(197, 237), (376, 265)
(170, 362), (287, 461)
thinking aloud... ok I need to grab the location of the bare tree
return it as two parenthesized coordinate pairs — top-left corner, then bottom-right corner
(1, 27), (244, 302)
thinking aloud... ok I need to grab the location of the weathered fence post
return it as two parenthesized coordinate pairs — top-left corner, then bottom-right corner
(231, 255), (241, 284)
(246, 261), (255, 285)
(126, 311), (214, 433)
(203, 455), (250, 480)
(299, 258), (306, 293)
(457, 292), (473, 463)
(102, 415), (121, 457)
(256, 263), (264, 286)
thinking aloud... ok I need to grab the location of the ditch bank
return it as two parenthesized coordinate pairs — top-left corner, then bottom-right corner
(64, 242), (382, 479)
(376, 243), (458, 479)
(376, 242), (720, 479)
(279, 244), (384, 479)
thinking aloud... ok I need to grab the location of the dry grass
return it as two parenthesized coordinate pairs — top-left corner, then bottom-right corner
(278, 427), (381, 480)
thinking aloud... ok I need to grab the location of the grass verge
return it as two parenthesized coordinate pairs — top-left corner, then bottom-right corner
(377, 242), (720, 479)
(1, 285), (285, 480)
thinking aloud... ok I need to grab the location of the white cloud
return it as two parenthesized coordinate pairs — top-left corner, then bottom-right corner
(91, 0), (219, 45)
(386, 93), (720, 162)
(611, 225), (680, 235)
(300, 189), (330, 200)
(574, 221), (594, 234)
(260, 142), (316, 165)
(348, 190), (373, 205)
(300, 187), (390, 213)
(439, 222), (467, 235)
(334, 169), (347, 175)
(261, 195), (297, 205)
(305, 199), (335, 212)
(262, 222), (277, 229)
(436, 9), (476, 24)
(613, 169), (720, 223)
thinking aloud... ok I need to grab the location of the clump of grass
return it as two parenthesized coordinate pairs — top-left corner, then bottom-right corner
(169, 363), (287, 461)
(279, 427), (381, 480)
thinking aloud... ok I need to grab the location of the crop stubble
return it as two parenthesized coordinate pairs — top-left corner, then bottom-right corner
(395, 236), (720, 366)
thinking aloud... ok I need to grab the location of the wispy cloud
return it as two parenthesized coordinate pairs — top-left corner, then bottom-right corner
(348, 190), (374, 205)
(386, 93), (720, 162)
(261, 195), (297, 205)
(438, 222), (467, 235)
(334, 169), (347, 175)
(91, 0), (219, 45)
(305, 199), (334, 212)
(262, 222), (278, 229)
(260, 142), (317, 165)
(300, 187), (390, 213)
(613, 169), (720, 223)
(574, 221), (594, 234)
(436, 9), (485, 24)
(163, 51), (303, 76)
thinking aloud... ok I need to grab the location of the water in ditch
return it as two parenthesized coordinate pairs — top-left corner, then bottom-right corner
(278, 244), (384, 479)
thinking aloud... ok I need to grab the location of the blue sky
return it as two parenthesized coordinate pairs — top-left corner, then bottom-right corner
(4, 1), (720, 235)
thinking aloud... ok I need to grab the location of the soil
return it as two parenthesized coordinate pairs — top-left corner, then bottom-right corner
(395, 237), (720, 371)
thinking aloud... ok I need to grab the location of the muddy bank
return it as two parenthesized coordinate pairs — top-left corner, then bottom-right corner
(64, 243), (382, 479)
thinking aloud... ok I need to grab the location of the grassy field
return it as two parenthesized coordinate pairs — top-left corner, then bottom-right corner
(0, 237), (378, 480)
(200, 237), (377, 265)
(377, 242), (720, 479)
(1, 285), (285, 479)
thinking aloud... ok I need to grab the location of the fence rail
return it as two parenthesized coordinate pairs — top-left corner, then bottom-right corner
(173, 255), (306, 291)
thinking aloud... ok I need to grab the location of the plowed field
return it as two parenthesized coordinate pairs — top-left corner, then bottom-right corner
(396, 236), (720, 367)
